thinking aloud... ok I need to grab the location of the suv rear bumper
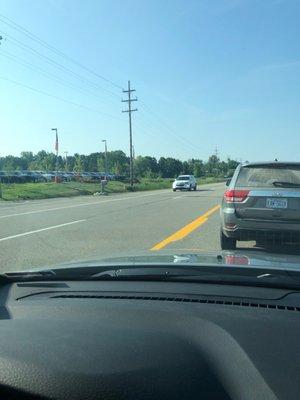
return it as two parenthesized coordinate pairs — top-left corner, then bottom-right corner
(223, 228), (300, 243)
(222, 219), (300, 243)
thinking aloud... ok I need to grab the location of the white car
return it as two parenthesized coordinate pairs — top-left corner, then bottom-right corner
(172, 175), (197, 191)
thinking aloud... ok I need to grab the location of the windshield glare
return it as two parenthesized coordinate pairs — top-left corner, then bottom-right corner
(236, 167), (300, 188)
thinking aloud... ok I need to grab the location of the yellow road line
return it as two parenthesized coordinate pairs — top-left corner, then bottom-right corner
(150, 204), (220, 251)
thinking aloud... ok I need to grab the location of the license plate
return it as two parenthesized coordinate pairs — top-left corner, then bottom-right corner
(266, 198), (288, 209)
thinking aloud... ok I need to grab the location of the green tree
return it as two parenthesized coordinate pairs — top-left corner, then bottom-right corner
(20, 151), (34, 169)
(107, 151), (129, 174)
(3, 156), (20, 171)
(74, 155), (84, 172)
(135, 156), (159, 177)
(181, 161), (193, 175)
(227, 158), (239, 176)
(193, 160), (204, 177)
(158, 157), (183, 178)
(87, 152), (101, 172)
(3, 149), (241, 179)
(30, 151), (56, 171)
(97, 157), (105, 172)
(205, 154), (220, 176)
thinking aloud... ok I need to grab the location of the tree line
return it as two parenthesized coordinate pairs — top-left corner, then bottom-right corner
(0, 151), (239, 178)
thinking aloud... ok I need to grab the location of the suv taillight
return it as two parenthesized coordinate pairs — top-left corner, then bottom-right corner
(224, 189), (249, 203)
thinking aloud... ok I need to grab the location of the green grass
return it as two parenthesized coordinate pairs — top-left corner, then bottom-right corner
(0, 177), (223, 201)
(198, 177), (225, 184)
(124, 178), (172, 192)
(0, 180), (170, 201)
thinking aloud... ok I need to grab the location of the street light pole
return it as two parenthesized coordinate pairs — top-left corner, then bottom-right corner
(51, 128), (59, 183)
(102, 139), (108, 177)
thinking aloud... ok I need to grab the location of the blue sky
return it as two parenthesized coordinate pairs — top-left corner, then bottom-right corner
(1, 0), (300, 161)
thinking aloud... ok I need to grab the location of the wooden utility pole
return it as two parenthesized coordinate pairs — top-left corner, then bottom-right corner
(122, 81), (137, 188)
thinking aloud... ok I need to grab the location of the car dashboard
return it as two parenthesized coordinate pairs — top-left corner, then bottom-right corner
(0, 279), (299, 399)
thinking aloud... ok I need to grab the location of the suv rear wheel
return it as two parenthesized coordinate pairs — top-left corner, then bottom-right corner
(220, 229), (237, 250)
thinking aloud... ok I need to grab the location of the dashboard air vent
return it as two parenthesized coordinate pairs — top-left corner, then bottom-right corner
(51, 294), (300, 312)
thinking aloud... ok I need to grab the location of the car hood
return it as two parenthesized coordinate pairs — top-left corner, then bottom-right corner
(39, 250), (300, 273)
(96, 251), (300, 269)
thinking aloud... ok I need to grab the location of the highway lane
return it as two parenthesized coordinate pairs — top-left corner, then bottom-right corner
(0, 182), (226, 271)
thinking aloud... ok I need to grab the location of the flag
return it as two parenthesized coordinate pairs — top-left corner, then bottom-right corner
(55, 131), (58, 153)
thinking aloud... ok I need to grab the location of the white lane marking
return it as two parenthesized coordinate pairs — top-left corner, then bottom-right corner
(0, 219), (86, 242)
(173, 196), (186, 200)
(0, 191), (169, 220)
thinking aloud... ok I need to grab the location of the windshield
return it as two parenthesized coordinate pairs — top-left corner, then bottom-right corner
(1, 1), (300, 283)
(236, 166), (300, 188)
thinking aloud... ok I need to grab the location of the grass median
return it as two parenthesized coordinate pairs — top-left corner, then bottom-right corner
(0, 177), (224, 201)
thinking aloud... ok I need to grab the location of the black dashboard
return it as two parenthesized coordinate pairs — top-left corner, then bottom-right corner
(0, 279), (299, 399)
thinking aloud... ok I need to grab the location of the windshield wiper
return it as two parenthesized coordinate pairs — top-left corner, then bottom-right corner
(272, 181), (300, 188)
(89, 266), (300, 290)
(3, 269), (56, 280)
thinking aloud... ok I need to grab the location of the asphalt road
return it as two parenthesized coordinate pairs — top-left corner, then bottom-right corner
(0, 182), (231, 271)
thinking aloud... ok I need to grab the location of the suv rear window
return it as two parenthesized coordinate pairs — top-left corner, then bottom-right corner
(236, 166), (300, 188)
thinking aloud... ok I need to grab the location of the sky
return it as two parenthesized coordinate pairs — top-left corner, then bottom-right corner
(1, 0), (300, 161)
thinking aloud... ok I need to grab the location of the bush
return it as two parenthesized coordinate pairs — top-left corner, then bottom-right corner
(125, 185), (137, 191)
(122, 178), (140, 184)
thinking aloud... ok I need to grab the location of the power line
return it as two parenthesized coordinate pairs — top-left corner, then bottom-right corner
(1, 52), (203, 159)
(0, 13), (123, 90)
(132, 107), (195, 154)
(133, 121), (198, 161)
(139, 100), (204, 154)
(137, 108), (199, 155)
(0, 49), (114, 104)
(124, 77), (203, 152)
(134, 121), (180, 151)
(0, 75), (123, 120)
(0, 14), (207, 159)
(0, 30), (121, 100)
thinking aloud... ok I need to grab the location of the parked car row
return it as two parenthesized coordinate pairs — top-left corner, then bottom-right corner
(0, 171), (45, 183)
(0, 171), (116, 184)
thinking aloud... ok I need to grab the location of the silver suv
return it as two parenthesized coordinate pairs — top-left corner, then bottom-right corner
(220, 162), (300, 249)
(172, 175), (197, 191)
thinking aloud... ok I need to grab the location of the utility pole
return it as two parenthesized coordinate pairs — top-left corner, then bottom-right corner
(122, 81), (137, 188)
(51, 128), (59, 183)
(64, 151), (68, 171)
(102, 139), (108, 177)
